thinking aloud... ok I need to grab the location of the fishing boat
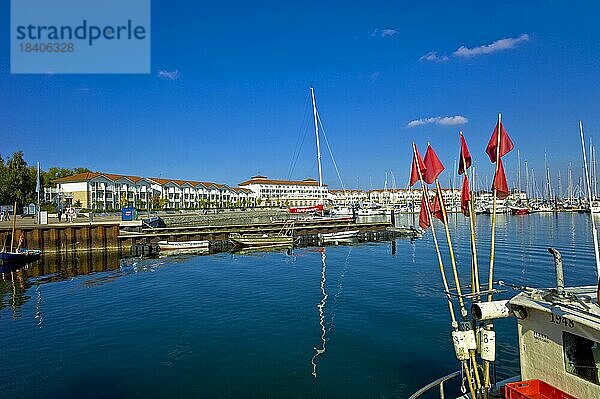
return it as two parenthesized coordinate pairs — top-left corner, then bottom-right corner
(0, 249), (42, 265)
(158, 240), (209, 252)
(409, 120), (600, 399)
(318, 229), (359, 244)
(229, 221), (295, 248)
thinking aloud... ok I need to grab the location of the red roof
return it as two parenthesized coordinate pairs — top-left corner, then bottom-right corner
(239, 176), (326, 187)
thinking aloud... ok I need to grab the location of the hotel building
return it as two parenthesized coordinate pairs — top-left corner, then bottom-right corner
(238, 175), (328, 207)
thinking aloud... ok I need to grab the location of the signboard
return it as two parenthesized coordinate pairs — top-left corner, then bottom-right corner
(39, 211), (48, 225)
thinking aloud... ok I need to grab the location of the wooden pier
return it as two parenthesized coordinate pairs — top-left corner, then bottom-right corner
(2, 219), (393, 254)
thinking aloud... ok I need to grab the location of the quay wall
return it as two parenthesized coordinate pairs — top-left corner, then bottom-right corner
(1, 223), (121, 254)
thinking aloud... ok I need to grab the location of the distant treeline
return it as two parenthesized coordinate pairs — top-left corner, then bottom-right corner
(0, 150), (90, 207)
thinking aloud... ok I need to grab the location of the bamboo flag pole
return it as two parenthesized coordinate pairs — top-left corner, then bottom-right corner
(434, 179), (468, 319)
(460, 132), (481, 299)
(413, 144), (477, 398)
(434, 177), (482, 392)
(483, 114), (503, 395)
(487, 113), (502, 302)
(412, 144), (458, 328)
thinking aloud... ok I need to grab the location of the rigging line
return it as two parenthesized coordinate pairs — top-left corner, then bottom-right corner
(287, 93), (311, 180)
(316, 111), (346, 191)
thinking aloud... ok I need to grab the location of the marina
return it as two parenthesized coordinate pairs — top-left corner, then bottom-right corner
(0, 212), (597, 398)
(2, 1), (599, 397)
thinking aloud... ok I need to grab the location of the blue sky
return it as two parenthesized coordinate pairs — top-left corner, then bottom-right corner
(1, 1), (599, 192)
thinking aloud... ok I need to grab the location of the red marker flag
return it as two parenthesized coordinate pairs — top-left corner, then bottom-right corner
(458, 134), (472, 175)
(461, 175), (471, 216)
(432, 193), (445, 223)
(492, 158), (510, 199)
(423, 144), (445, 184)
(486, 121), (514, 163)
(419, 194), (431, 229)
(410, 146), (427, 186)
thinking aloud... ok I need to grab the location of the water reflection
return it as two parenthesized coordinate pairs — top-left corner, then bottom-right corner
(311, 247), (328, 377)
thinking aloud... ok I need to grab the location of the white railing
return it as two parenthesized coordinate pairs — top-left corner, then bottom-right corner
(408, 370), (461, 399)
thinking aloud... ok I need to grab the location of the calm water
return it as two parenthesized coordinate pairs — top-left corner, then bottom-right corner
(1, 213), (598, 398)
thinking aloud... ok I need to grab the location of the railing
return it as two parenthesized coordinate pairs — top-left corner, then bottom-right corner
(408, 370), (461, 399)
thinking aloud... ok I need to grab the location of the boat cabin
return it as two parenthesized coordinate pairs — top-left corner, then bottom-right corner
(509, 286), (600, 398)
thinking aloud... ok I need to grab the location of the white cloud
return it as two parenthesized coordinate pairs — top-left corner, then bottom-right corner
(419, 51), (449, 62)
(157, 69), (180, 80)
(371, 28), (398, 38)
(453, 34), (530, 57)
(407, 115), (469, 128)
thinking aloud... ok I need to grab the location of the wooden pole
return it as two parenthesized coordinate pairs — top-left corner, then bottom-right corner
(413, 144), (478, 397)
(412, 144), (458, 328)
(460, 132), (481, 299)
(434, 179), (468, 319)
(487, 113), (502, 302)
(483, 114), (503, 395)
(10, 201), (17, 252)
(436, 175), (484, 395)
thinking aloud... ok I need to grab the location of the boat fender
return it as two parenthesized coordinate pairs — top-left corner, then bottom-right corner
(451, 330), (476, 361)
(478, 328), (496, 361)
(471, 300), (511, 321)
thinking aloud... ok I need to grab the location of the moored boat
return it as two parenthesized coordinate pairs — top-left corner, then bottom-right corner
(318, 229), (359, 243)
(0, 249), (42, 265)
(158, 240), (209, 252)
(509, 205), (530, 215)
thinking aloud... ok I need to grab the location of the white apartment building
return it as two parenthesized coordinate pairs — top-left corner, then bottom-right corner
(238, 175), (328, 207)
(52, 172), (255, 210)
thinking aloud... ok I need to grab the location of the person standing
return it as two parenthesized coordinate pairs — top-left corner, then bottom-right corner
(57, 208), (62, 222)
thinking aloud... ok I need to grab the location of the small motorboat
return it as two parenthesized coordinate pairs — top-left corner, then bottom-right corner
(158, 240), (209, 253)
(510, 206), (531, 215)
(318, 229), (359, 244)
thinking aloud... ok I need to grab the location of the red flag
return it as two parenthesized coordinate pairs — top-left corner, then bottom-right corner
(409, 146), (427, 186)
(486, 121), (514, 163)
(423, 144), (445, 184)
(492, 158), (510, 199)
(458, 134), (472, 175)
(432, 193), (445, 223)
(419, 194), (431, 229)
(461, 175), (471, 216)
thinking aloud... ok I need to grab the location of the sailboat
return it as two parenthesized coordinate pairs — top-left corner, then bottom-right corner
(288, 88), (354, 222)
(1, 201), (42, 265)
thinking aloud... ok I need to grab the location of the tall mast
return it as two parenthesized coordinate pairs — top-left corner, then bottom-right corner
(310, 87), (324, 206)
(580, 121), (600, 279)
(517, 149), (521, 192)
(568, 162), (573, 201)
(592, 143), (598, 196)
(525, 160), (529, 199)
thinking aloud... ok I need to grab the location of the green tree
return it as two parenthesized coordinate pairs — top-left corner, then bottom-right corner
(4, 151), (36, 208)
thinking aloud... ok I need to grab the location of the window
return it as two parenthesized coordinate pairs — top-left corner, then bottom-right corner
(563, 331), (600, 385)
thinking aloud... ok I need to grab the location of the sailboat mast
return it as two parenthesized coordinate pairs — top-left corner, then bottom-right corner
(525, 160), (529, 199)
(517, 149), (521, 192)
(310, 87), (324, 206)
